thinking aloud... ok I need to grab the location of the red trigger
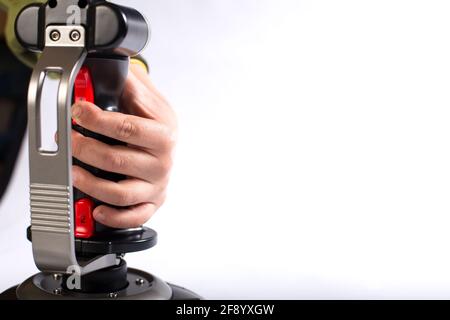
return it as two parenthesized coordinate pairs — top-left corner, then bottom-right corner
(75, 198), (95, 239)
(73, 67), (95, 125)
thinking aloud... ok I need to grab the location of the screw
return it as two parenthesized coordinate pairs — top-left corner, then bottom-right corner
(135, 278), (145, 286)
(50, 30), (61, 42)
(108, 292), (118, 299)
(53, 288), (62, 295)
(53, 274), (62, 281)
(70, 30), (81, 42)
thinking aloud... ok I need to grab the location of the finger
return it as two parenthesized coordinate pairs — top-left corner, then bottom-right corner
(72, 130), (169, 183)
(93, 203), (157, 229)
(122, 64), (175, 125)
(72, 165), (160, 207)
(72, 101), (175, 153)
(129, 64), (166, 103)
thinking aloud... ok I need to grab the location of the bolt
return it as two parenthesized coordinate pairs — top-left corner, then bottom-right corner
(108, 292), (118, 299)
(53, 274), (62, 281)
(53, 288), (62, 295)
(70, 30), (81, 42)
(50, 30), (61, 42)
(135, 278), (145, 286)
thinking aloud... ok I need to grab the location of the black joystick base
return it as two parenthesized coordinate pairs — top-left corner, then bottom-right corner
(1, 227), (202, 300)
(1, 273), (201, 300)
(1, 259), (201, 300)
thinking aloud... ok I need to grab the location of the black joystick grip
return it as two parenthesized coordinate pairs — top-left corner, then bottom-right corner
(16, 0), (156, 257)
(72, 55), (130, 239)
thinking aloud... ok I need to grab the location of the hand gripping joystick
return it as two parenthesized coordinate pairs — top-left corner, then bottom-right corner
(0, 0), (202, 300)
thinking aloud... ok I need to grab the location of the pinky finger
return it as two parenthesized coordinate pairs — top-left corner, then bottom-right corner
(93, 203), (157, 229)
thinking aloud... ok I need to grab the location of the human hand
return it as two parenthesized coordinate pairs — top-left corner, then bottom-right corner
(71, 63), (177, 228)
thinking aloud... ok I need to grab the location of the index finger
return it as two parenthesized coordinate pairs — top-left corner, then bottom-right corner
(72, 101), (175, 153)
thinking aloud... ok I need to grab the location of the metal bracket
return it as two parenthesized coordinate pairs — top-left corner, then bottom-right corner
(28, 25), (118, 275)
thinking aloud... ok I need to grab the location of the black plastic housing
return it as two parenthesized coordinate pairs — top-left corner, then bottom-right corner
(15, 0), (149, 56)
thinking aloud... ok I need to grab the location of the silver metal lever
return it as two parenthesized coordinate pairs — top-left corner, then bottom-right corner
(28, 25), (119, 275)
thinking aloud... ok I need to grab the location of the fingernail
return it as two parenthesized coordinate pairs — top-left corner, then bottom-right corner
(94, 210), (105, 222)
(72, 103), (82, 120)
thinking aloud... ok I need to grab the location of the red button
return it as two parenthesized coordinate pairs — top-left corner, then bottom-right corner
(73, 67), (95, 125)
(75, 198), (95, 239)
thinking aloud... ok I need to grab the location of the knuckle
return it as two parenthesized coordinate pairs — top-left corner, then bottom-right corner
(118, 119), (136, 139)
(152, 183), (168, 203)
(149, 157), (172, 182)
(116, 189), (133, 206)
(156, 190), (167, 208)
(150, 123), (176, 154)
(111, 153), (129, 171)
(159, 130), (176, 153)
(159, 156), (173, 176)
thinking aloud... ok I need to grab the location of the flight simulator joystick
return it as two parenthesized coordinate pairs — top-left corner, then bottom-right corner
(1, 0), (201, 300)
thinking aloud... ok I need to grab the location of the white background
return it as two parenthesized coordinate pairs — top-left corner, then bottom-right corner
(3, 0), (450, 299)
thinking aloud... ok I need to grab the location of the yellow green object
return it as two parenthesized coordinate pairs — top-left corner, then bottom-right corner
(0, 0), (45, 67)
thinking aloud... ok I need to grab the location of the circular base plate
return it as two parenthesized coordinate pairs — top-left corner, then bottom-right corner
(27, 227), (158, 256)
(1, 269), (201, 300)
